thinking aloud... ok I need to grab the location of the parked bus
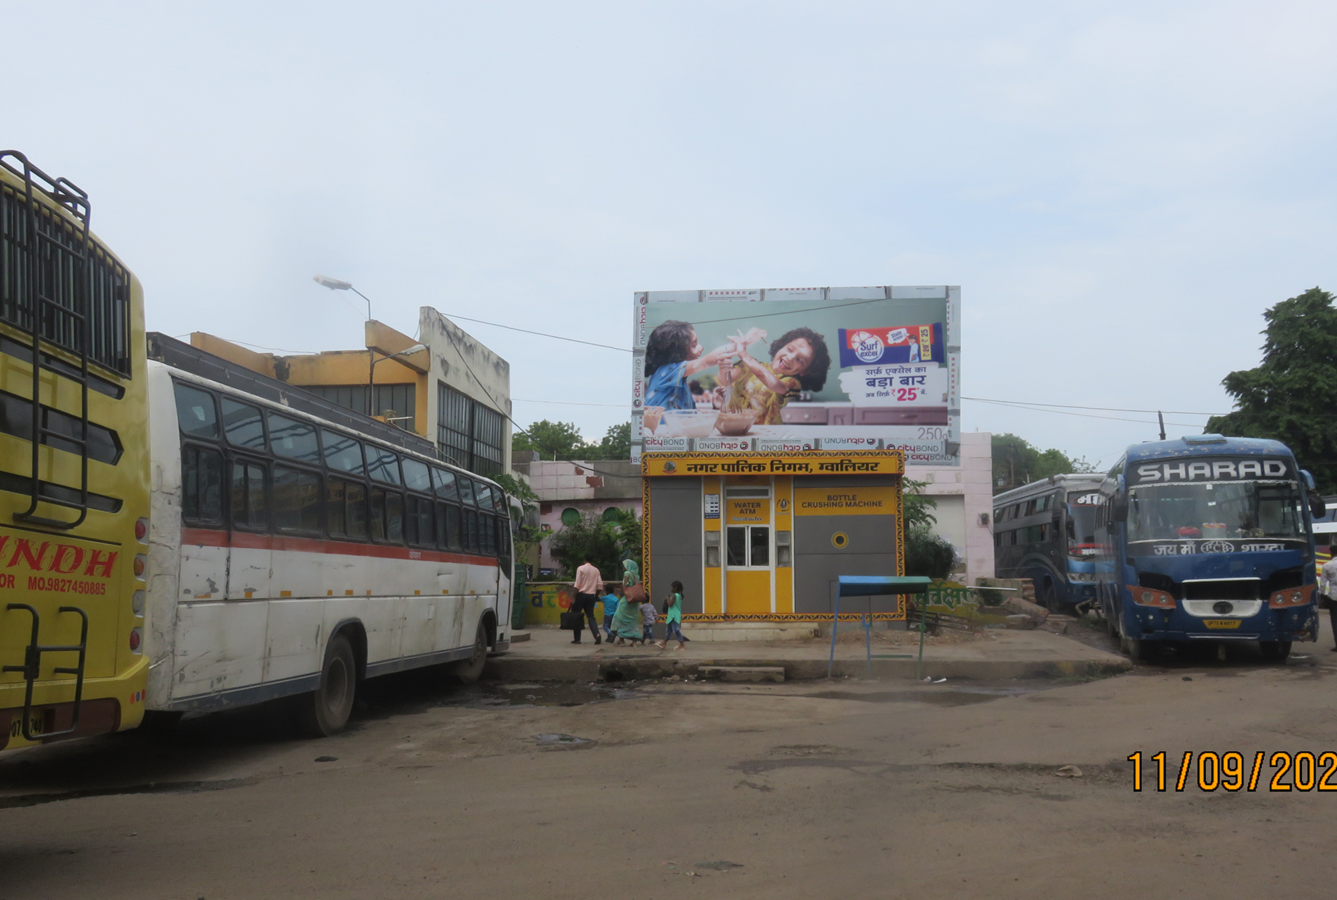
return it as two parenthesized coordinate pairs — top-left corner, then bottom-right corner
(3, 152), (514, 749)
(1093, 435), (1323, 661)
(992, 474), (1104, 611)
(143, 334), (515, 735)
(1, 152), (149, 749)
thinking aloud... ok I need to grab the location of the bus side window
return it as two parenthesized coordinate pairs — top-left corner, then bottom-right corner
(230, 461), (268, 531)
(406, 495), (434, 547)
(464, 508), (480, 552)
(273, 466), (321, 533)
(327, 477), (368, 540)
(369, 489), (386, 541)
(441, 502), (462, 552)
(182, 445), (224, 525)
(386, 492), (404, 543)
(175, 384), (219, 439)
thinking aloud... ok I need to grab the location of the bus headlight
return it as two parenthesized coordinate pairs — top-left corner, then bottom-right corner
(1131, 586), (1176, 609)
(1268, 585), (1313, 608)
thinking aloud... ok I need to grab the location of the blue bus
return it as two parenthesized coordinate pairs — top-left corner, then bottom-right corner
(992, 474), (1106, 612)
(1094, 435), (1324, 661)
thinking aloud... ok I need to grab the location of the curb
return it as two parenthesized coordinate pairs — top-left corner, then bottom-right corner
(484, 654), (1132, 683)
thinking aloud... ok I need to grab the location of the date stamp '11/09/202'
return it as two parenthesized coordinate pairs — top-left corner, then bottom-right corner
(1129, 751), (1337, 793)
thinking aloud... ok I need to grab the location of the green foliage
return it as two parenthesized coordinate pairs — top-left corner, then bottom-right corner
(1205, 287), (1337, 493)
(490, 473), (543, 562)
(491, 472), (538, 509)
(588, 422), (631, 460)
(512, 419), (631, 461)
(902, 477), (937, 531)
(991, 433), (1094, 495)
(904, 526), (958, 580)
(544, 510), (643, 579)
(512, 420), (586, 460)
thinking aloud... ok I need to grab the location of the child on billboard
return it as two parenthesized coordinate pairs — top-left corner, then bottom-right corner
(717, 326), (831, 425)
(644, 321), (738, 411)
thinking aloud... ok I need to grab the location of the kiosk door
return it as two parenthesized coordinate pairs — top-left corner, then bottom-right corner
(723, 485), (773, 614)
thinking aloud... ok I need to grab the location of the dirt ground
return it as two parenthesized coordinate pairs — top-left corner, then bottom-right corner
(2, 644), (1336, 900)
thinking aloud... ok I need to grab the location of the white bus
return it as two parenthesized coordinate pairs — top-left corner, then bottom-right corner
(142, 334), (514, 735)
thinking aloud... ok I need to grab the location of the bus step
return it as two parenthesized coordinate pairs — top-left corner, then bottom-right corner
(1, 603), (89, 742)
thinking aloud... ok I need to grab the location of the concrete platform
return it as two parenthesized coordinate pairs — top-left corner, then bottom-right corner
(685, 622), (820, 642)
(490, 625), (1132, 683)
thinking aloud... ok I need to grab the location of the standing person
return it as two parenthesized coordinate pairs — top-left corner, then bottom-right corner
(656, 581), (687, 650)
(571, 554), (603, 645)
(1321, 545), (1337, 652)
(600, 585), (623, 642)
(610, 559), (645, 645)
(639, 595), (658, 643)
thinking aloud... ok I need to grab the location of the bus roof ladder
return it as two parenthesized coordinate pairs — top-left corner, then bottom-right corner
(2, 603), (89, 742)
(1, 151), (93, 529)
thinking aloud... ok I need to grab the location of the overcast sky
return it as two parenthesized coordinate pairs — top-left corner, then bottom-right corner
(8, 1), (1336, 470)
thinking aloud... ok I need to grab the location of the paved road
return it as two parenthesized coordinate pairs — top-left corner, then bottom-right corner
(3, 646), (1336, 900)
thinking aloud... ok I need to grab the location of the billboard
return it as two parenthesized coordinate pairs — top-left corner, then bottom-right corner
(631, 286), (960, 465)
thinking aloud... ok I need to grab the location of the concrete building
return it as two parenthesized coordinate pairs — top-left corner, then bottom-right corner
(909, 431), (995, 586)
(191, 307), (511, 478)
(511, 455), (641, 575)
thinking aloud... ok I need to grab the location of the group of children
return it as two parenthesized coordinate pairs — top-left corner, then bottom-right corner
(598, 581), (686, 650)
(643, 320), (832, 423)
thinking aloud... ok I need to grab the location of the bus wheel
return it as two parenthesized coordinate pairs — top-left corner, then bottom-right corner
(450, 620), (489, 685)
(1038, 579), (1063, 614)
(1121, 633), (1154, 661)
(298, 633), (357, 737)
(1259, 640), (1292, 662)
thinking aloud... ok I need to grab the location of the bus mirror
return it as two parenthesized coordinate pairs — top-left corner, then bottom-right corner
(1310, 491), (1326, 521)
(1111, 494), (1128, 523)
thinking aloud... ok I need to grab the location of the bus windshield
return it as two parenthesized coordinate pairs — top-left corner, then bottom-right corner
(1128, 480), (1306, 542)
(1067, 502), (1099, 553)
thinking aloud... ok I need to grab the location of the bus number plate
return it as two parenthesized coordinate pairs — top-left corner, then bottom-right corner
(1204, 619), (1242, 630)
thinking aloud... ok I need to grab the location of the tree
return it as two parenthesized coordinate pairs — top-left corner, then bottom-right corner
(513, 419), (632, 462)
(588, 422), (631, 460)
(902, 477), (937, 531)
(512, 420), (585, 460)
(991, 433), (1094, 495)
(545, 510), (641, 580)
(1205, 287), (1337, 493)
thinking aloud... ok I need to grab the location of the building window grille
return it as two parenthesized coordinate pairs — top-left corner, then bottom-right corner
(305, 383), (416, 433)
(436, 382), (504, 477)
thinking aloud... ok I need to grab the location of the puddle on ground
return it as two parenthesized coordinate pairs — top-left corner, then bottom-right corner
(443, 683), (640, 710)
(805, 686), (1039, 706)
(532, 733), (596, 748)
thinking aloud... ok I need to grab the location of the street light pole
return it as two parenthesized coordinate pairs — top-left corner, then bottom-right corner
(313, 275), (422, 420)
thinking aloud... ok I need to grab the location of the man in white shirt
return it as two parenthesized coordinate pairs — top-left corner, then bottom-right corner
(571, 555), (604, 645)
(1320, 545), (1337, 652)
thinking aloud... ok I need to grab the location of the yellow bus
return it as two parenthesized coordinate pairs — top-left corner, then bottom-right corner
(1, 151), (149, 749)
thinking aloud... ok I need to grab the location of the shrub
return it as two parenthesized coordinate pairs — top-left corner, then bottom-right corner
(904, 526), (958, 581)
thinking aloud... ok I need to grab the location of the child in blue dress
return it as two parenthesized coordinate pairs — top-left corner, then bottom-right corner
(644, 320), (736, 411)
(600, 586), (623, 642)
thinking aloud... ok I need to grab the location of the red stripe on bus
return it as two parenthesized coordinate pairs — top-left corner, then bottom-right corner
(179, 528), (499, 567)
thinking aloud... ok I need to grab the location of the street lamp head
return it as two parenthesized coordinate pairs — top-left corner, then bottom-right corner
(396, 343), (426, 356)
(313, 274), (353, 291)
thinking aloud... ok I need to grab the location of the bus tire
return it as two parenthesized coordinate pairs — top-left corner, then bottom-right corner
(298, 633), (357, 737)
(450, 620), (489, 685)
(1038, 578), (1063, 614)
(1259, 640), (1292, 662)
(1121, 633), (1154, 661)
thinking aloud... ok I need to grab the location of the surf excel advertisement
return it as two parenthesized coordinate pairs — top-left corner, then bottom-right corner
(630, 286), (960, 465)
